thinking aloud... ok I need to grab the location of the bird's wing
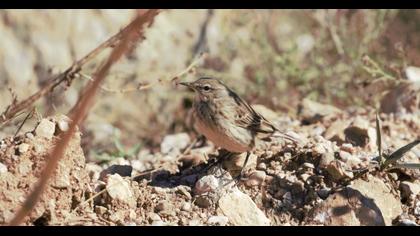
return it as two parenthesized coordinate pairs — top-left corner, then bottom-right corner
(227, 88), (276, 134)
(228, 88), (301, 144)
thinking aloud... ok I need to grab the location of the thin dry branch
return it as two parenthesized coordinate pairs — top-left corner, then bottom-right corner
(0, 10), (160, 126)
(7, 9), (160, 226)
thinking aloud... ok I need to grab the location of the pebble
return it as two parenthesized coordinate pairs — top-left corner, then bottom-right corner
(207, 215), (229, 226)
(245, 170), (266, 187)
(105, 174), (134, 203)
(155, 201), (171, 212)
(181, 202), (191, 211)
(0, 162), (7, 174)
(257, 162), (267, 170)
(194, 175), (219, 195)
(34, 119), (55, 139)
(18, 143), (29, 154)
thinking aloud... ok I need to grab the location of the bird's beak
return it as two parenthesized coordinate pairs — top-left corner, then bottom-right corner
(179, 82), (193, 89)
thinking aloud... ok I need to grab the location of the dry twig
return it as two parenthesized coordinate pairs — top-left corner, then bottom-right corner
(0, 10), (159, 126)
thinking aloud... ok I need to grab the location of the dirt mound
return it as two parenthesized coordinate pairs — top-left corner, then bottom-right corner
(0, 115), (90, 225)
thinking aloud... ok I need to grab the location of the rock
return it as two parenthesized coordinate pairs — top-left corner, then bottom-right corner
(100, 164), (133, 180)
(0, 162), (7, 174)
(325, 160), (353, 181)
(302, 162), (315, 169)
(344, 117), (377, 150)
(176, 186), (192, 200)
(217, 188), (270, 226)
(298, 98), (341, 124)
(396, 219), (418, 226)
(151, 220), (165, 226)
(34, 119), (56, 139)
(324, 120), (351, 144)
(18, 143), (30, 154)
(380, 82), (420, 114)
(194, 175), (220, 195)
(405, 66), (420, 83)
(312, 143), (327, 155)
(155, 201), (172, 212)
(245, 170), (266, 187)
(207, 215), (229, 226)
(351, 177), (403, 225)
(25, 132), (35, 140)
(318, 152), (335, 169)
(257, 162), (267, 170)
(147, 212), (162, 224)
(160, 133), (190, 154)
(339, 150), (352, 161)
(181, 202), (191, 211)
(55, 115), (70, 132)
(310, 176), (402, 225)
(105, 174), (134, 204)
(317, 188), (330, 200)
(399, 181), (420, 200)
(85, 163), (102, 181)
(94, 206), (108, 215)
(195, 196), (213, 208)
(52, 162), (71, 188)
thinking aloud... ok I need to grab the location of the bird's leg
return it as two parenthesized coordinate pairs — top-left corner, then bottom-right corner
(201, 149), (232, 175)
(237, 151), (250, 181)
(220, 151), (251, 188)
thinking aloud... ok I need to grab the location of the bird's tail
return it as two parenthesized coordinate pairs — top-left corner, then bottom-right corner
(272, 131), (304, 145)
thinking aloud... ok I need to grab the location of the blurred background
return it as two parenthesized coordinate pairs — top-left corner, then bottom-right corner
(0, 9), (419, 162)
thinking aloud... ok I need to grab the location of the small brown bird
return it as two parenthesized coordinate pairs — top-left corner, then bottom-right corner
(180, 77), (298, 179)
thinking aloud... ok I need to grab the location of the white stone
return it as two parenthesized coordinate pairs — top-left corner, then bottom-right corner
(106, 174), (133, 203)
(0, 162), (7, 174)
(218, 188), (270, 226)
(18, 143), (30, 154)
(34, 119), (55, 139)
(405, 66), (420, 83)
(194, 175), (219, 195)
(207, 215), (229, 226)
(160, 133), (190, 154)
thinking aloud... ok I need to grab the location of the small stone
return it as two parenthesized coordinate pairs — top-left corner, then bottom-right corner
(95, 206), (108, 215)
(0, 162), (7, 174)
(326, 160), (353, 181)
(188, 219), (202, 226)
(313, 143), (326, 155)
(405, 66), (420, 83)
(400, 181), (420, 200)
(317, 188), (330, 200)
(18, 143), (30, 154)
(257, 162), (267, 170)
(152, 186), (169, 194)
(344, 117), (377, 151)
(339, 150), (352, 162)
(147, 212), (162, 222)
(54, 114), (70, 132)
(302, 162), (315, 169)
(105, 174), (134, 204)
(340, 143), (354, 153)
(218, 188), (270, 226)
(160, 133), (190, 154)
(25, 132), (34, 140)
(194, 175), (219, 195)
(100, 164), (133, 180)
(195, 195), (213, 208)
(155, 201), (171, 212)
(298, 98), (341, 124)
(181, 202), (191, 211)
(319, 152), (335, 168)
(207, 215), (229, 226)
(396, 219), (418, 226)
(151, 220), (165, 226)
(176, 186), (192, 200)
(34, 119), (55, 139)
(245, 170), (266, 187)
(300, 173), (311, 182)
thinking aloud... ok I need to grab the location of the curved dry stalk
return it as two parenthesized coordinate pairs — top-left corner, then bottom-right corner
(7, 9), (160, 226)
(0, 10), (162, 126)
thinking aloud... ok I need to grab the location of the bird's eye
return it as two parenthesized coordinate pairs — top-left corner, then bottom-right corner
(203, 85), (211, 91)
